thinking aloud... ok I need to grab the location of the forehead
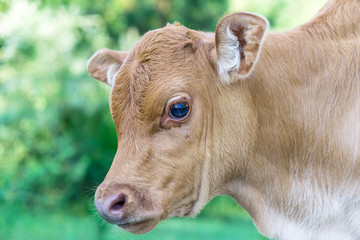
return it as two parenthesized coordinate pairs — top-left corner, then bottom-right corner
(132, 24), (213, 65)
(110, 25), (214, 126)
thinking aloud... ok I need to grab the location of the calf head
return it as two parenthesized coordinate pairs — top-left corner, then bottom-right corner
(88, 12), (267, 234)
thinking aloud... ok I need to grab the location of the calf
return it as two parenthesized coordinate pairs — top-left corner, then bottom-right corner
(87, 0), (360, 239)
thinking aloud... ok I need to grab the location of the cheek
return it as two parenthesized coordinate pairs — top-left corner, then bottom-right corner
(152, 128), (191, 156)
(133, 142), (202, 211)
(155, 156), (202, 217)
(148, 132), (202, 190)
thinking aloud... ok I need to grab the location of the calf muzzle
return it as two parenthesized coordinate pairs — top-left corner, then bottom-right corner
(94, 181), (161, 234)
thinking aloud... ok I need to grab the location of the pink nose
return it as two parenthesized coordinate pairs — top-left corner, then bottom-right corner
(94, 184), (134, 225)
(94, 182), (162, 234)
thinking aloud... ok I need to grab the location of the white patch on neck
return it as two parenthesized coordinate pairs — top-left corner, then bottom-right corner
(260, 178), (360, 240)
(217, 25), (240, 84)
(269, 214), (355, 240)
(353, 121), (359, 163)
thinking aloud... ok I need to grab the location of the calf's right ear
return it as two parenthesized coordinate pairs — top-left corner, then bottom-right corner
(87, 48), (128, 86)
(214, 12), (268, 84)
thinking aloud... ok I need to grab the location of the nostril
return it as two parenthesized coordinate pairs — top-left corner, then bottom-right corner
(112, 196), (126, 210)
(109, 194), (127, 214)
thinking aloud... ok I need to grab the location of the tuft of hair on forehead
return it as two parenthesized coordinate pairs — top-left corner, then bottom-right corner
(133, 24), (200, 66)
(166, 21), (181, 27)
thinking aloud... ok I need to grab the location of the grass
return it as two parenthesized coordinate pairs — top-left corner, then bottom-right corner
(0, 196), (270, 240)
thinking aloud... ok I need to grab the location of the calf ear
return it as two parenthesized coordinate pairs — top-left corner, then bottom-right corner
(87, 48), (128, 86)
(215, 12), (268, 84)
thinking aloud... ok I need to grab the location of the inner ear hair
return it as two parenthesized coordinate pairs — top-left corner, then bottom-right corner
(215, 12), (268, 84)
(230, 25), (247, 60)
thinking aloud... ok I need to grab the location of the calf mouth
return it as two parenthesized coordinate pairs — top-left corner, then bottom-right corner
(117, 217), (160, 234)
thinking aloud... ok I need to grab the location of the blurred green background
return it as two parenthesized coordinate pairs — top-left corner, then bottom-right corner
(0, 0), (326, 239)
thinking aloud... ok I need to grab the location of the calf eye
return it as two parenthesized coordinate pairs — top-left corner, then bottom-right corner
(169, 102), (189, 119)
(160, 94), (192, 129)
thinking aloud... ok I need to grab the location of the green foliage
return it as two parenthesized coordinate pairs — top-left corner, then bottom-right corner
(0, 0), (116, 206)
(229, 0), (327, 30)
(29, 0), (228, 45)
(123, 0), (228, 33)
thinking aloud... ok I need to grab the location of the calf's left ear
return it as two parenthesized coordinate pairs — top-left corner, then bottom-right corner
(87, 48), (128, 86)
(215, 12), (268, 84)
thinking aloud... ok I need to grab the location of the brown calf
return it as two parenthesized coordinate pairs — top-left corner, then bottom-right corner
(87, 0), (360, 239)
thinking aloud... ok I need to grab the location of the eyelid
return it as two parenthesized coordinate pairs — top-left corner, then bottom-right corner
(166, 95), (190, 106)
